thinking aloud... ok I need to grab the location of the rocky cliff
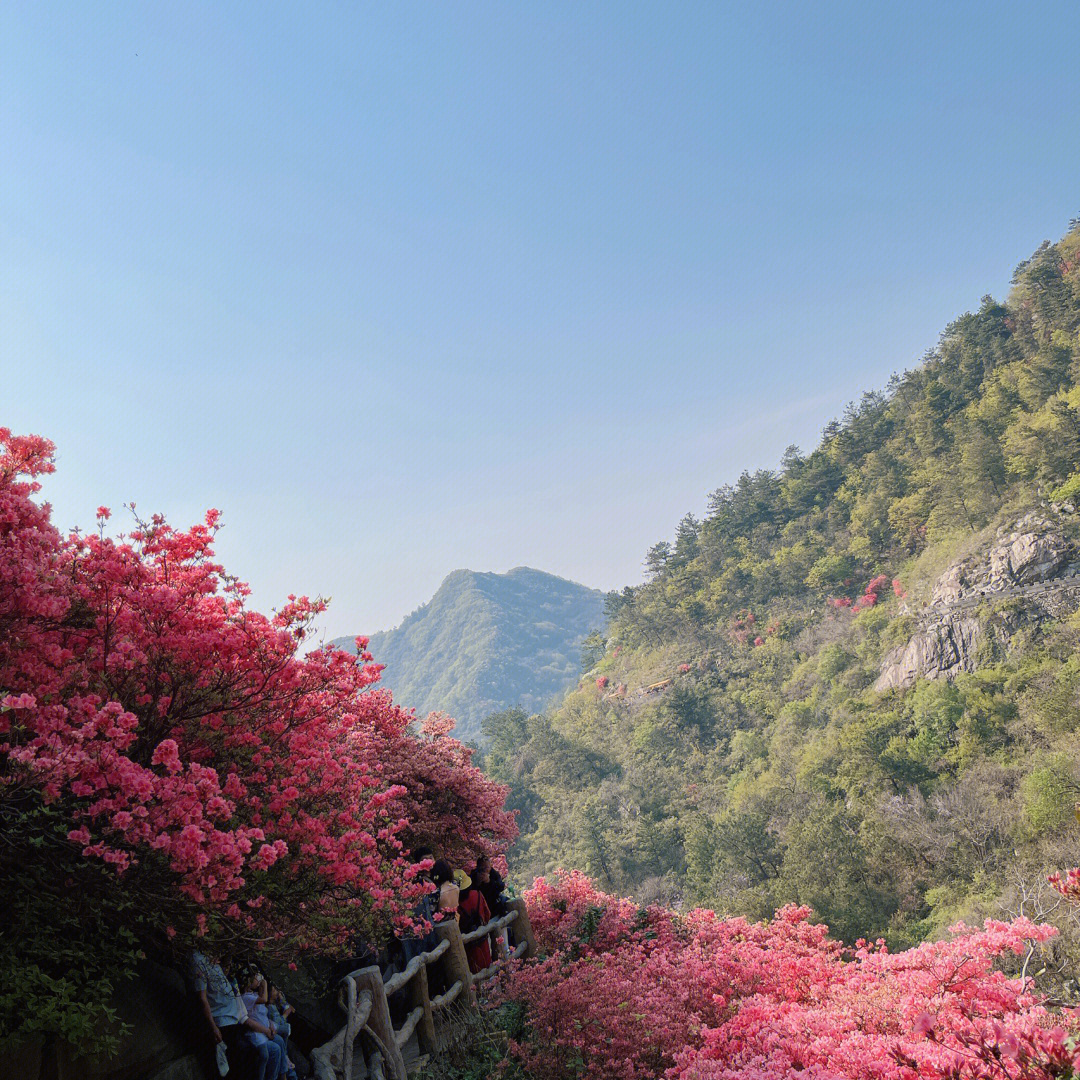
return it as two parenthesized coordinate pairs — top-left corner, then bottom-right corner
(875, 511), (1080, 692)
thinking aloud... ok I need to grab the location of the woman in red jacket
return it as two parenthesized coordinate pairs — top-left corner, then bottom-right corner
(457, 865), (492, 974)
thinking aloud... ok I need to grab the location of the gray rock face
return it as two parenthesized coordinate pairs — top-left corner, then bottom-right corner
(929, 512), (1073, 605)
(877, 510), (1077, 693)
(930, 561), (968, 606)
(874, 616), (981, 692)
(994, 523), (1070, 585)
(3, 962), (210, 1080)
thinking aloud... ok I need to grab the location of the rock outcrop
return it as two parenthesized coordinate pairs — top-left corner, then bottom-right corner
(876, 510), (1079, 693)
(988, 514), (1071, 586)
(3, 959), (326, 1080)
(874, 616), (981, 692)
(2, 961), (207, 1080)
(929, 512), (1073, 607)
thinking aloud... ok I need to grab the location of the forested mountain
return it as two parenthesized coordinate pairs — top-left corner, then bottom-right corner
(332, 567), (604, 742)
(483, 223), (1080, 956)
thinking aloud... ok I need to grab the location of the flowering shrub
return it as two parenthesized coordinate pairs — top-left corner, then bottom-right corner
(492, 872), (1080, 1080)
(596, 675), (609, 690)
(678, 663), (692, 673)
(0, 428), (515, 1041)
(831, 573), (899, 613)
(1050, 866), (1080, 902)
(730, 610), (761, 646)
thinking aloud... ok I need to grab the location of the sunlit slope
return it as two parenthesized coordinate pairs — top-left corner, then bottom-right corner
(483, 224), (1080, 948)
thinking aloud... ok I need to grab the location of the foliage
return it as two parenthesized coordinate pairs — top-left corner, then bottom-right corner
(0, 429), (515, 1052)
(483, 224), (1080, 957)
(1050, 472), (1080, 504)
(415, 1000), (527, 1080)
(485, 872), (1080, 1080)
(332, 567), (605, 741)
(0, 800), (141, 1055)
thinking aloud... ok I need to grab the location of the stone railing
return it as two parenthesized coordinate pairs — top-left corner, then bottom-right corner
(312, 897), (536, 1080)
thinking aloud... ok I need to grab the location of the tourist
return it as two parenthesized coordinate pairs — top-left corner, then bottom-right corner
(189, 950), (257, 1079)
(475, 855), (509, 958)
(239, 969), (289, 1080)
(402, 846), (439, 962)
(458, 871), (492, 975)
(476, 855), (507, 917)
(266, 982), (293, 1040)
(431, 859), (460, 920)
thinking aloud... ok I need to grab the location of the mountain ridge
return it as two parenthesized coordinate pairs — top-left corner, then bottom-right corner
(332, 566), (605, 741)
(481, 222), (1080, 956)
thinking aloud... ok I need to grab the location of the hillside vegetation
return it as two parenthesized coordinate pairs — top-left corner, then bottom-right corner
(484, 223), (1080, 952)
(333, 567), (604, 742)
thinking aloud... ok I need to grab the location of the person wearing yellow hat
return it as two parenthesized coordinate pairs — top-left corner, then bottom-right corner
(458, 869), (492, 974)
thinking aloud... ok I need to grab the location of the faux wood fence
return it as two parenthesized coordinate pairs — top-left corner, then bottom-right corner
(311, 898), (536, 1080)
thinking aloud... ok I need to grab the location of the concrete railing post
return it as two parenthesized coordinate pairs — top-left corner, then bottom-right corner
(352, 967), (409, 1080)
(505, 898), (537, 959)
(434, 918), (476, 1008)
(408, 959), (437, 1059)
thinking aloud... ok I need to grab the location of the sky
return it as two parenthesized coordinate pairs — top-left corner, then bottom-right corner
(2, 2), (1078, 640)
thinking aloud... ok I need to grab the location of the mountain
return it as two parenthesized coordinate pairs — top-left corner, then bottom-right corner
(483, 223), (1080, 953)
(332, 567), (605, 742)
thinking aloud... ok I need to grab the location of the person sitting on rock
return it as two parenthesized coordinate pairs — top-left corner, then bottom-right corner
(266, 982), (293, 1040)
(189, 950), (258, 1080)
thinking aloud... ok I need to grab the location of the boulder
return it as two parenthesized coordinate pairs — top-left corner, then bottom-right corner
(49, 961), (207, 1080)
(930, 560), (969, 606)
(929, 512), (1074, 610)
(1005, 531), (1067, 583)
(986, 512), (1070, 589)
(146, 1057), (205, 1080)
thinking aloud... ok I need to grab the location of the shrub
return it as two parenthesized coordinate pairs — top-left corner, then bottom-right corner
(0, 429), (516, 1052)
(490, 872), (1078, 1080)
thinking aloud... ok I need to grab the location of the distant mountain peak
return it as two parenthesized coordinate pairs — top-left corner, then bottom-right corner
(331, 566), (605, 741)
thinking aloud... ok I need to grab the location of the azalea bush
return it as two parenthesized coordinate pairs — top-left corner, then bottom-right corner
(491, 871), (1080, 1080)
(0, 429), (515, 1050)
(828, 572), (899, 613)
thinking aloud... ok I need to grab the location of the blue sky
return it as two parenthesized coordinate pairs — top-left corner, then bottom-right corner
(3, 2), (1078, 639)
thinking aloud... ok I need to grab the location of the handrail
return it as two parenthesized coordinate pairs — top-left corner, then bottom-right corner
(313, 897), (537, 1078)
(461, 908), (518, 944)
(394, 1005), (424, 1049)
(471, 939), (528, 985)
(352, 989), (373, 1030)
(382, 937), (450, 995)
(429, 979), (462, 1010)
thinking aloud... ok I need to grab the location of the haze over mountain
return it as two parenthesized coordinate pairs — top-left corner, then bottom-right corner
(332, 566), (605, 741)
